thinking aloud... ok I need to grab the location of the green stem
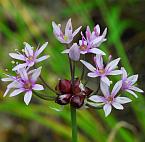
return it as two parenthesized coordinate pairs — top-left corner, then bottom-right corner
(70, 105), (77, 142)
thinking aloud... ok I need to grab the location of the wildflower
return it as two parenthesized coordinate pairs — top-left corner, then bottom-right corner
(80, 55), (122, 86)
(121, 67), (143, 98)
(9, 42), (49, 71)
(69, 24), (107, 56)
(62, 41), (105, 61)
(2, 67), (44, 105)
(68, 43), (80, 61)
(89, 81), (132, 117)
(52, 18), (82, 44)
(55, 78), (93, 108)
(62, 25), (107, 60)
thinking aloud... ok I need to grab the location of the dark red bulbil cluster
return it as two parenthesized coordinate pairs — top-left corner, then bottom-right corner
(55, 79), (93, 108)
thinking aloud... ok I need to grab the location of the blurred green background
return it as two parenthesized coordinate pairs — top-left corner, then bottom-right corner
(0, 0), (145, 142)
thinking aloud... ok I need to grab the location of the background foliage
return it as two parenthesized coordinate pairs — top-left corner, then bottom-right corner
(0, 0), (145, 142)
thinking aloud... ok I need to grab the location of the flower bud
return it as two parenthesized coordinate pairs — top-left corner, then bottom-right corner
(56, 79), (71, 94)
(72, 79), (81, 95)
(55, 94), (72, 105)
(69, 43), (80, 61)
(84, 87), (93, 97)
(70, 95), (85, 108)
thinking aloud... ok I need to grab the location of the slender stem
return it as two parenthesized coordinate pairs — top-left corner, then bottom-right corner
(39, 75), (58, 94)
(33, 91), (56, 101)
(70, 105), (77, 142)
(33, 65), (57, 94)
(68, 56), (73, 78)
(81, 55), (85, 80)
(72, 61), (75, 84)
(70, 61), (78, 142)
(66, 44), (78, 142)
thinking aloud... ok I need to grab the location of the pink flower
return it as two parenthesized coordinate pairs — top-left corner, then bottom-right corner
(62, 25), (107, 60)
(80, 55), (122, 86)
(52, 18), (82, 44)
(62, 41), (106, 61)
(79, 25), (107, 52)
(2, 67), (44, 105)
(9, 42), (49, 71)
(121, 67), (144, 98)
(89, 81), (132, 117)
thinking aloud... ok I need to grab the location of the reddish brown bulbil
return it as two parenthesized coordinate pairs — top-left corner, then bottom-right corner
(55, 78), (93, 108)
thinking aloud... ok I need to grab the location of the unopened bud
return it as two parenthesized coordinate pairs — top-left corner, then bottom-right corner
(55, 94), (72, 105)
(70, 95), (85, 108)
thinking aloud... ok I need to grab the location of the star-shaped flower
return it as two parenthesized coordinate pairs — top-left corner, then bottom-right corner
(80, 55), (122, 86)
(2, 67), (44, 105)
(121, 67), (144, 98)
(89, 81), (132, 117)
(9, 42), (49, 71)
(52, 18), (82, 44)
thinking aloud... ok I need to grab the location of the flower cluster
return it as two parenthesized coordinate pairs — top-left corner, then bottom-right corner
(55, 79), (93, 108)
(2, 18), (143, 117)
(2, 42), (49, 105)
(52, 18), (143, 117)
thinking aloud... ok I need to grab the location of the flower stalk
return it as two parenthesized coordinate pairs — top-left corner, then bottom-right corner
(70, 105), (78, 142)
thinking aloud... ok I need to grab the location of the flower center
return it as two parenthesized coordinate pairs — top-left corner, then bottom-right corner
(122, 80), (130, 90)
(28, 56), (34, 61)
(99, 69), (105, 74)
(107, 96), (113, 103)
(64, 36), (68, 41)
(24, 82), (32, 90)
(79, 45), (87, 51)
(16, 74), (21, 79)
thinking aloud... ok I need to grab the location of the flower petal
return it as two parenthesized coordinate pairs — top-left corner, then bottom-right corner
(86, 26), (91, 41)
(24, 91), (32, 105)
(9, 53), (25, 61)
(10, 89), (24, 97)
(126, 89), (138, 98)
(24, 42), (33, 57)
(92, 36), (105, 47)
(88, 72), (98, 78)
(35, 42), (48, 57)
(19, 68), (28, 81)
(107, 70), (122, 75)
(3, 88), (10, 97)
(80, 60), (96, 72)
(7, 81), (22, 89)
(73, 26), (82, 37)
(101, 76), (110, 86)
(89, 95), (105, 103)
(89, 48), (106, 55)
(102, 28), (107, 38)
(100, 81), (110, 96)
(69, 43), (80, 61)
(61, 49), (70, 54)
(129, 86), (144, 93)
(127, 75), (138, 85)
(94, 24), (100, 36)
(1, 77), (13, 82)
(121, 67), (128, 79)
(112, 102), (124, 110)
(94, 55), (104, 69)
(65, 18), (72, 35)
(115, 97), (132, 104)
(111, 80), (122, 96)
(31, 67), (42, 82)
(52, 21), (61, 37)
(33, 84), (44, 90)
(103, 104), (112, 117)
(105, 58), (120, 72)
(36, 55), (49, 63)
(12, 63), (27, 71)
